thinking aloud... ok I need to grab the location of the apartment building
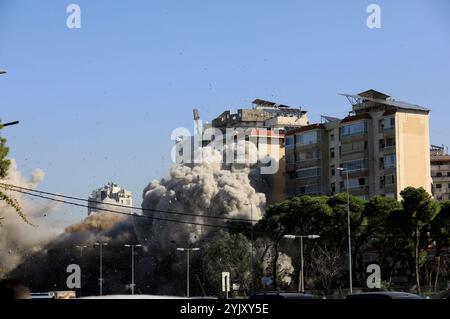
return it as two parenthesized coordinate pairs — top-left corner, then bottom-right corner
(88, 182), (133, 215)
(175, 99), (310, 203)
(430, 145), (450, 201)
(285, 89), (431, 200)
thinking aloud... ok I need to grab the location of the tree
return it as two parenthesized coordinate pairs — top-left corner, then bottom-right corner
(0, 122), (31, 224)
(309, 244), (343, 295)
(203, 230), (251, 296)
(400, 187), (439, 294)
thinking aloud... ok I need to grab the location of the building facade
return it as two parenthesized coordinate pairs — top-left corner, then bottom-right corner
(175, 99), (310, 203)
(430, 145), (450, 201)
(285, 89), (432, 200)
(88, 182), (133, 215)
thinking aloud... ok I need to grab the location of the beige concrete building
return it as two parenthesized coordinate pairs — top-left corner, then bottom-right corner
(430, 145), (450, 201)
(209, 99), (309, 203)
(285, 89), (432, 200)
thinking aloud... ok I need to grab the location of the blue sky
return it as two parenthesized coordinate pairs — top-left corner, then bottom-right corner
(1, 0), (449, 224)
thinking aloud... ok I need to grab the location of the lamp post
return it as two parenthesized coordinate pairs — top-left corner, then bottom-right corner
(337, 167), (353, 294)
(283, 234), (320, 293)
(75, 245), (88, 258)
(75, 245), (88, 297)
(94, 242), (108, 296)
(124, 244), (142, 295)
(244, 202), (255, 295)
(176, 247), (200, 298)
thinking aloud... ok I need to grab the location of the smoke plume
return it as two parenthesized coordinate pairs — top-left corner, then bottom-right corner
(0, 160), (61, 273)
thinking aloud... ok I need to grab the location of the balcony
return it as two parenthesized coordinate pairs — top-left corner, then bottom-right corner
(382, 127), (395, 137)
(340, 132), (368, 143)
(296, 158), (321, 170)
(431, 176), (450, 182)
(384, 184), (397, 194)
(380, 145), (396, 155)
(431, 164), (450, 171)
(348, 186), (370, 196)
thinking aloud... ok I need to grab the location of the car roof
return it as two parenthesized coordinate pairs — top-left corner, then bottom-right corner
(346, 291), (423, 299)
(251, 292), (318, 299)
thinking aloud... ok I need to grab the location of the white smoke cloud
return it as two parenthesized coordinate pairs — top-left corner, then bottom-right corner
(0, 160), (62, 273)
(136, 146), (266, 253)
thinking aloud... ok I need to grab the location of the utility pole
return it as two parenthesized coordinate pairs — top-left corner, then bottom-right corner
(283, 234), (320, 293)
(176, 247), (200, 298)
(124, 244), (142, 295)
(245, 202), (255, 295)
(75, 245), (87, 297)
(94, 242), (108, 296)
(337, 167), (353, 294)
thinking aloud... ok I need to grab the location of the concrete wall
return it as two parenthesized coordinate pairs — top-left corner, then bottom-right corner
(395, 111), (432, 196)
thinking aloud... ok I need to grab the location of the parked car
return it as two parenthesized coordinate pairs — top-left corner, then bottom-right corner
(346, 291), (424, 299)
(250, 291), (319, 300)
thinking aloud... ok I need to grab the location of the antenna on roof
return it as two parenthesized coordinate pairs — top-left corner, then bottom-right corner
(193, 109), (201, 136)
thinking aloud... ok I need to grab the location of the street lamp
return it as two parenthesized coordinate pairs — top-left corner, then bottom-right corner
(75, 245), (88, 258)
(337, 167), (353, 294)
(94, 242), (108, 296)
(244, 202), (255, 295)
(176, 247), (200, 298)
(124, 244), (143, 295)
(283, 234), (320, 293)
(75, 245), (88, 297)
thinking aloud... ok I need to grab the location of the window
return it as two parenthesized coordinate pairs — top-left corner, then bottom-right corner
(342, 141), (366, 154)
(436, 184), (442, 189)
(296, 167), (320, 179)
(330, 147), (335, 159)
(331, 165), (335, 176)
(330, 134), (335, 142)
(384, 154), (396, 169)
(285, 136), (294, 146)
(386, 174), (396, 185)
(437, 172), (443, 177)
(380, 176), (385, 189)
(379, 139), (385, 150)
(340, 121), (367, 137)
(447, 172), (450, 177)
(331, 182), (336, 193)
(344, 177), (366, 189)
(286, 153), (295, 164)
(384, 117), (395, 129)
(298, 131), (318, 145)
(298, 184), (319, 195)
(448, 184), (450, 189)
(386, 137), (395, 147)
(342, 159), (367, 171)
(298, 149), (320, 161)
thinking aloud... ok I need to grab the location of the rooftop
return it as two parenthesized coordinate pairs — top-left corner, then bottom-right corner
(340, 89), (430, 113)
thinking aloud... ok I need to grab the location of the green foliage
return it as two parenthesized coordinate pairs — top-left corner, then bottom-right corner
(203, 230), (251, 296)
(0, 122), (32, 225)
(255, 188), (447, 294)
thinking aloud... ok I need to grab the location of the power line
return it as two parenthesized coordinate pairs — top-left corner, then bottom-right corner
(0, 183), (257, 223)
(5, 187), (249, 230)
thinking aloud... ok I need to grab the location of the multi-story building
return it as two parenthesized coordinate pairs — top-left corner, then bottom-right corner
(430, 145), (450, 201)
(88, 182), (133, 215)
(285, 89), (432, 200)
(175, 99), (310, 203)
(210, 99), (310, 203)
